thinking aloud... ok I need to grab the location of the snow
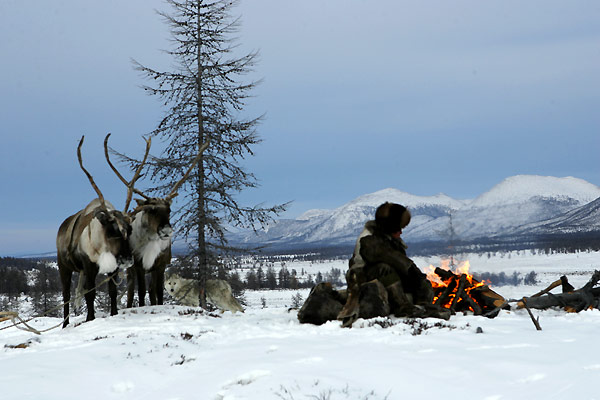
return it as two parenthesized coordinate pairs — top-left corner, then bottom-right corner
(297, 209), (333, 221)
(2, 251), (600, 399)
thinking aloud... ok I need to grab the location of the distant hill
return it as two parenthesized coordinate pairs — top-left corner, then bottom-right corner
(228, 175), (600, 254)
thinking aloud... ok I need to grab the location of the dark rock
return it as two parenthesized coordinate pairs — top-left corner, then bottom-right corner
(297, 282), (344, 325)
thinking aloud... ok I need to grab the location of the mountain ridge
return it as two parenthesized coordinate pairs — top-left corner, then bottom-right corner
(229, 175), (600, 251)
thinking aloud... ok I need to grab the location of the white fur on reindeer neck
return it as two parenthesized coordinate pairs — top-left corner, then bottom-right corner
(130, 211), (172, 271)
(80, 210), (120, 275)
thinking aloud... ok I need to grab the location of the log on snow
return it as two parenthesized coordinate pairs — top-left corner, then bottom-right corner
(517, 287), (600, 311)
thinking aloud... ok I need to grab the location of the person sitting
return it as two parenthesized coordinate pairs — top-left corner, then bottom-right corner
(337, 202), (449, 327)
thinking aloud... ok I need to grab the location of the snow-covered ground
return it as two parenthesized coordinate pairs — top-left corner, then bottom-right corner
(1, 251), (599, 400)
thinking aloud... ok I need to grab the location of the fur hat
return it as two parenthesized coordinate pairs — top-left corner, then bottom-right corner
(375, 202), (411, 234)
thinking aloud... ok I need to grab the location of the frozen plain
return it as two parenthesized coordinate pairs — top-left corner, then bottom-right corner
(1, 250), (600, 400)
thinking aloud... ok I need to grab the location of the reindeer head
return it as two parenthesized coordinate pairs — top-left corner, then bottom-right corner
(94, 207), (133, 270)
(94, 207), (132, 241)
(132, 198), (173, 240)
(103, 133), (208, 239)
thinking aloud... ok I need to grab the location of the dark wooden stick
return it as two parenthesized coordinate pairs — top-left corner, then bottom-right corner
(521, 297), (542, 331)
(530, 275), (574, 298)
(531, 278), (562, 298)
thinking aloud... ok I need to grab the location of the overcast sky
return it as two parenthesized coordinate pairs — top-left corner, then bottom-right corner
(1, 0), (599, 256)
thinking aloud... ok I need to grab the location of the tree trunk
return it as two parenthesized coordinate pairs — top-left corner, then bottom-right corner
(196, 5), (207, 308)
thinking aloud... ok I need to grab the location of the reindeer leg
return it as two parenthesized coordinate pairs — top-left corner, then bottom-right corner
(126, 266), (135, 308)
(136, 263), (147, 307)
(108, 270), (119, 316)
(59, 267), (72, 328)
(155, 269), (165, 305)
(148, 272), (156, 306)
(149, 269), (164, 305)
(84, 267), (97, 322)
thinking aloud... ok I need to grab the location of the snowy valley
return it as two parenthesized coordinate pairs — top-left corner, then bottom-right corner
(2, 250), (600, 400)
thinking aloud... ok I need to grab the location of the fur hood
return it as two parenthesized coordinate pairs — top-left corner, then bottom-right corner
(363, 220), (408, 250)
(349, 220), (408, 272)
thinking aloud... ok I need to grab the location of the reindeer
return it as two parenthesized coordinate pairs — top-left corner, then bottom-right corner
(56, 137), (133, 327)
(104, 134), (209, 307)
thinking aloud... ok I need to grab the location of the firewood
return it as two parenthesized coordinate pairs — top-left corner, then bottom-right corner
(517, 287), (600, 310)
(519, 271), (600, 312)
(460, 291), (483, 315)
(579, 270), (600, 293)
(434, 267), (457, 281)
(430, 267), (508, 317)
(450, 274), (467, 311)
(482, 300), (507, 318)
(471, 285), (506, 309)
(531, 278), (562, 298)
(561, 276), (575, 293)
(531, 275), (575, 298)
(434, 278), (458, 307)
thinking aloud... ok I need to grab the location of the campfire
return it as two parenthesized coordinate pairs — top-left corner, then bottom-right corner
(423, 260), (507, 318)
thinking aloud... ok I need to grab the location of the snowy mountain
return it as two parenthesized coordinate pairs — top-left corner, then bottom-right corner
(232, 188), (468, 248)
(229, 175), (600, 251)
(508, 195), (600, 236)
(441, 175), (600, 240)
(468, 175), (600, 207)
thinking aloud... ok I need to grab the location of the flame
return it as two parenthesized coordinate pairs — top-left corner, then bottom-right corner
(422, 259), (488, 311)
(423, 264), (444, 287)
(423, 260), (472, 287)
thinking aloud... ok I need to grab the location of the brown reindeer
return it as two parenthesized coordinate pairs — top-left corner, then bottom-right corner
(56, 136), (133, 327)
(104, 134), (209, 307)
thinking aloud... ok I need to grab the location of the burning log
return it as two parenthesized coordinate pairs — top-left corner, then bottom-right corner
(449, 274), (467, 311)
(433, 275), (458, 307)
(460, 291), (482, 315)
(434, 267), (456, 281)
(429, 266), (506, 317)
(470, 285), (506, 309)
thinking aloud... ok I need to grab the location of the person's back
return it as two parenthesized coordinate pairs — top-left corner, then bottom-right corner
(338, 202), (448, 327)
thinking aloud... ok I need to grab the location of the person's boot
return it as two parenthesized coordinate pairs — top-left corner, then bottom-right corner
(337, 271), (361, 327)
(414, 278), (435, 305)
(412, 279), (451, 320)
(386, 281), (424, 317)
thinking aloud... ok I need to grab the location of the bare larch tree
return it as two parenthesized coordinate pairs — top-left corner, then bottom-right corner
(129, 0), (287, 302)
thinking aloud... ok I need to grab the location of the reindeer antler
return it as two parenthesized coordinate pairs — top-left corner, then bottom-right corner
(104, 133), (151, 212)
(77, 136), (106, 206)
(165, 140), (210, 201)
